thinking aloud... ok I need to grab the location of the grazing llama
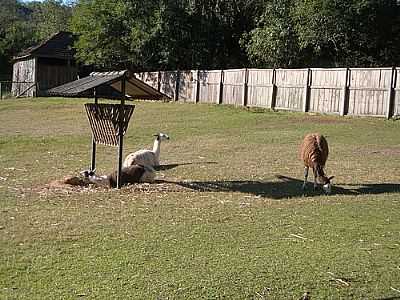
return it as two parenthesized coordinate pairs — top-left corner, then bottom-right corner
(300, 133), (334, 194)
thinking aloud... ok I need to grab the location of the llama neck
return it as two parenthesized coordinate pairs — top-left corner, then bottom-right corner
(314, 164), (325, 177)
(152, 138), (161, 158)
(314, 165), (329, 184)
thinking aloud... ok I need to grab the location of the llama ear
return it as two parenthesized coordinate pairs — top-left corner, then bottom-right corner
(328, 176), (335, 182)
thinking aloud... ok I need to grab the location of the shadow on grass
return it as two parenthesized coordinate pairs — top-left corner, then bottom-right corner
(375, 297), (400, 300)
(155, 161), (217, 171)
(163, 175), (400, 199)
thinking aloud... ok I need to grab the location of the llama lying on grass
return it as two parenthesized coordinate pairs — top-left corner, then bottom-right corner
(123, 133), (170, 168)
(300, 133), (334, 194)
(80, 165), (155, 188)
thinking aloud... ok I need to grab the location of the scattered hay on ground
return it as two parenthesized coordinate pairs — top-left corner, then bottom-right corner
(34, 177), (196, 196)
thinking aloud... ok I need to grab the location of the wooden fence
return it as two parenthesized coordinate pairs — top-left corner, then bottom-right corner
(136, 67), (399, 119)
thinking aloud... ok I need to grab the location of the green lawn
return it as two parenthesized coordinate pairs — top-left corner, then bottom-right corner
(0, 98), (399, 299)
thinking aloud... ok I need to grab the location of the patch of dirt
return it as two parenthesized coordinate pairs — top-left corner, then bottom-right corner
(353, 147), (400, 156)
(122, 181), (194, 193)
(34, 179), (97, 196)
(35, 178), (195, 196)
(370, 148), (400, 156)
(298, 114), (348, 124)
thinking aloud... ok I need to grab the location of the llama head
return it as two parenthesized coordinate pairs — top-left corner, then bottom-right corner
(154, 133), (170, 141)
(314, 165), (334, 194)
(320, 175), (334, 194)
(80, 169), (96, 178)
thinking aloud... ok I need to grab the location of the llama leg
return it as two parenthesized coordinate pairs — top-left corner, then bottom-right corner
(313, 173), (318, 190)
(302, 167), (309, 190)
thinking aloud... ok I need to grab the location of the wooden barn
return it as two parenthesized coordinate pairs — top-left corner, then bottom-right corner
(12, 31), (78, 97)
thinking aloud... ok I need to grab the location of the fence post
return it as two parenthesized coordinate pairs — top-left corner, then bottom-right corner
(0, 82), (2, 100)
(394, 68), (399, 117)
(386, 67), (396, 119)
(193, 70), (200, 103)
(157, 71), (161, 92)
(302, 68), (311, 112)
(270, 69), (277, 109)
(340, 68), (349, 116)
(174, 70), (180, 102)
(242, 68), (248, 107)
(218, 70), (224, 104)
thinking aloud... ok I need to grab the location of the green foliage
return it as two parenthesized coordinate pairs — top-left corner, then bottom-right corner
(70, 0), (262, 70)
(246, 0), (400, 68)
(0, 0), (34, 78)
(30, 0), (72, 41)
(292, 0), (400, 67)
(244, 0), (302, 68)
(0, 0), (73, 80)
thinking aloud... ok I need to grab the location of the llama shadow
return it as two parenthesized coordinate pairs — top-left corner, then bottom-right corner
(155, 161), (217, 171)
(167, 175), (400, 199)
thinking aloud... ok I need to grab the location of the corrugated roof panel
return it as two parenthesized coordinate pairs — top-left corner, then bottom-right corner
(45, 71), (170, 100)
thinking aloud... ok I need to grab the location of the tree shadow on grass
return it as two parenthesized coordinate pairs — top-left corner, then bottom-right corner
(165, 175), (400, 199)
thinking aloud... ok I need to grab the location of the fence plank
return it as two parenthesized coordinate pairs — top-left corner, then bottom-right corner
(177, 70), (196, 103)
(247, 69), (274, 108)
(139, 72), (159, 90)
(222, 69), (246, 106)
(394, 67), (400, 117)
(275, 69), (308, 111)
(309, 68), (347, 115)
(160, 71), (178, 99)
(198, 70), (222, 104)
(348, 68), (392, 117)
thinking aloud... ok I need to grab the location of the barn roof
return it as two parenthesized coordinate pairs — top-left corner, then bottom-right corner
(13, 31), (75, 61)
(45, 70), (169, 100)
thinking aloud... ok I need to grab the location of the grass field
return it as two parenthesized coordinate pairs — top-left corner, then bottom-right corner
(0, 98), (399, 299)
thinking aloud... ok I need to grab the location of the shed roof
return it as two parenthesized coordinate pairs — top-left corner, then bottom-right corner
(45, 70), (169, 100)
(14, 31), (75, 61)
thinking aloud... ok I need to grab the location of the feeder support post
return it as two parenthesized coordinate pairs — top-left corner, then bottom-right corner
(116, 76), (126, 188)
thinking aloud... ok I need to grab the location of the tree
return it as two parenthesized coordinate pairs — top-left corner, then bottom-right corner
(292, 0), (400, 67)
(70, 0), (264, 70)
(0, 0), (36, 79)
(0, 0), (74, 80)
(245, 0), (400, 68)
(31, 0), (73, 41)
(244, 0), (303, 68)
(70, 0), (162, 69)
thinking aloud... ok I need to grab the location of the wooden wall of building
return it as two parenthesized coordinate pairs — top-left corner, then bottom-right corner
(11, 58), (36, 97)
(37, 58), (77, 92)
(11, 57), (77, 97)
